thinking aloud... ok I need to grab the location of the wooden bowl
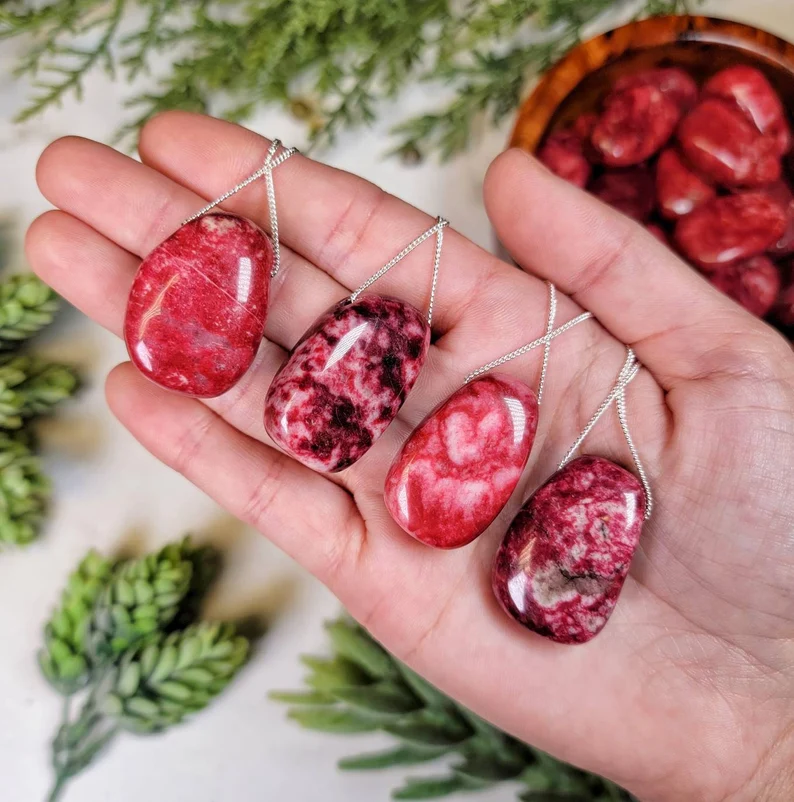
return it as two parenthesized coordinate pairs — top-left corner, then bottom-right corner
(509, 14), (794, 337)
(511, 15), (794, 154)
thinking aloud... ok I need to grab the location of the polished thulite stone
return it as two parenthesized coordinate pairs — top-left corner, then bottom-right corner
(385, 375), (538, 549)
(493, 456), (646, 645)
(124, 213), (273, 398)
(264, 294), (429, 473)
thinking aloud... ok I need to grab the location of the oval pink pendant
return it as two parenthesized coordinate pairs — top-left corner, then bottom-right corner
(124, 213), (273, 398)
(264, 294), (429, 473)
(385, 375), (538, 549)
(493, 455), (646, 645)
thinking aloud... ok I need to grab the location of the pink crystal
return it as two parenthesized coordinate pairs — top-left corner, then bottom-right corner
(384, 375), (539, 549)
(264, 294), (429, 473)
(124, 213), (273, 398)
(492, 455), (646, 645)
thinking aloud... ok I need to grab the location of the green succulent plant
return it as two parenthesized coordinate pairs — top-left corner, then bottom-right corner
(0, 355), (79, 429)
(39, 550), (115, 694)
(98, 621), (250, 733)
(0, 431), (49, 546)
(0, 273), (61, 348)
(87, 539), (195, 660)
(41, 538), (247, 802)
(274, 618), (632, 801)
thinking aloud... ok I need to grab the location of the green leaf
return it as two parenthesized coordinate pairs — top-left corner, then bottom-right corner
(325, 620), (397, 679)
(392, 775), (470, 799)
(397, 665), (453, 711)
(384, 711), (471, 748)
(453, 754), (524, 782)
(302, 656), (370, 690)
(339, 744), (446, 771)
(269, 690), (334, 706)
(116, 661), (141, 697)
(287, 706), (380, 734)
(331, 682), (420, 715)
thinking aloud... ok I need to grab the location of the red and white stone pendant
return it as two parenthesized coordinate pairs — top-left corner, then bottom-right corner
(492, 455), (646, 645)
(124, 213), (274, 398)
(385, 375), (538, 549)
(264, 294), (430, 473)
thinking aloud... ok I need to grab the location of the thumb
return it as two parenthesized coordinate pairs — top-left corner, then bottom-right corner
(484, 149), (778, 390)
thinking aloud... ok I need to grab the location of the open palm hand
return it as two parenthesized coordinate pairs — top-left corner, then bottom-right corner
(27, 113), (794, 801)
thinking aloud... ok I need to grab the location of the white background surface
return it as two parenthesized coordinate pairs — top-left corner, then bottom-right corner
(0, 2), (791, 801)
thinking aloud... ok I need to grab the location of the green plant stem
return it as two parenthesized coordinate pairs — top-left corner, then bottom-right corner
(46, 776), (67, 802)
(48, 685), (119, 802)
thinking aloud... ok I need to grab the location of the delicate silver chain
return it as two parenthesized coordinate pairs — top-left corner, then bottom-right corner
(349, 217), (449, 326)
(559, 346), (653, 520)
(537, 281), (558, 405)
(464, 306), (592, 384)
(617, 381), (653, 519)
(182, 139), (297, 279)
(427, 221), (445, 328)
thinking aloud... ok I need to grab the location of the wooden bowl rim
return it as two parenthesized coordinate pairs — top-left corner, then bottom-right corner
(510, 14), (794, 152)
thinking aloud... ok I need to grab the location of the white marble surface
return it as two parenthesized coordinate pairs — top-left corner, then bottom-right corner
(0, 2), (791, 800)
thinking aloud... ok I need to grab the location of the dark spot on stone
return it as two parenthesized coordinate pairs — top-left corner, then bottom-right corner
(380, 352), (403, 394)
(331, 397), (358, 431)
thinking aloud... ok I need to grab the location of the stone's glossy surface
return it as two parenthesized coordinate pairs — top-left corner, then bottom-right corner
(674, 192), (787, 271)
(264, 294), (429, 473)
(656, 149), (716, 220)
(614, 67), (698, 112)
(124, 213), (273, 398)
(385, 375), (539, 550)
(492, 456), (646, 645)
(704, 65), (792, 156)
(592, 85), (679, 167)
(678, 99), (781, 188)
(709, 255), (781, 317)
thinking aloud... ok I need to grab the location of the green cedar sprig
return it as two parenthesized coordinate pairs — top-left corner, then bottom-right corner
(3, 0), (699, 161)
(274, 617), (632, 801)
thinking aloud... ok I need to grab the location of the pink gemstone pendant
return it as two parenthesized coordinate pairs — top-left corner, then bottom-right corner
(385, 375), (538, 549)
(124, 213), (274, 398)
(264, 294), (430, 473)
(492, 455), (646, 645)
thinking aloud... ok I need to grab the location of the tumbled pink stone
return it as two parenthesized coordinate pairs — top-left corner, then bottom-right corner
(124, 213), (273, 398)
(492, 456), (646, 645)
(384, 375), (539, 549)
(264, 294), (429, 473)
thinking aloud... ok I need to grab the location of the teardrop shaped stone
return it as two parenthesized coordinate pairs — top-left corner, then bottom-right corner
(124, 213), (273, 398)
(385, 375), (538, 549)
(493, 455), (646, 644)
(264, 294), (429, 473)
